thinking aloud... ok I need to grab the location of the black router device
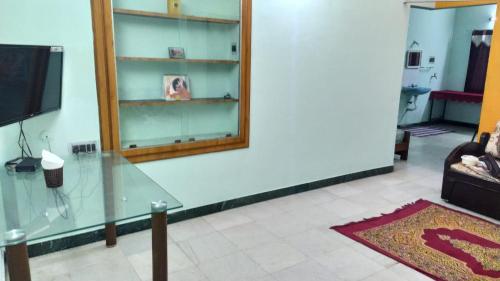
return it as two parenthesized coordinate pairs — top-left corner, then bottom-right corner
(15, 157), (41, 172)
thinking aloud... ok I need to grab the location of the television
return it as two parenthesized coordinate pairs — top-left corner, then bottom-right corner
(0, 44), (63, 127)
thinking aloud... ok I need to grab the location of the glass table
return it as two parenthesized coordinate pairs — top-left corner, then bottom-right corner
(0, 152), (182, 281)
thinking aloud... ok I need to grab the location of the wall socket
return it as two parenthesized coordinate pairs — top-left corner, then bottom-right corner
(70, 141), (99, 154)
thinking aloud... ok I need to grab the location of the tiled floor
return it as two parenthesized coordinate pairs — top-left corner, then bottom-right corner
(29, 125), (498, 281)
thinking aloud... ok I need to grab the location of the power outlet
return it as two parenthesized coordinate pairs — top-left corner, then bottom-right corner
(70, 141), (99, 154)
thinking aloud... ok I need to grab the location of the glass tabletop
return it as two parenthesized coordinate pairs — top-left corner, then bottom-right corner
(0, 152), (182, 247)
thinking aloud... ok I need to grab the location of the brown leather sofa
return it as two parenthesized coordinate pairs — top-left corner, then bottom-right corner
(442, 133), (500, 220)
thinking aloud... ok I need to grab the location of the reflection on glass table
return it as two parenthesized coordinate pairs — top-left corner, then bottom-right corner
(0, 152), (182, 281)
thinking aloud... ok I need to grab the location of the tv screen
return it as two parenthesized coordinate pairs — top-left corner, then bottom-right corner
(0, 44), (63, 127)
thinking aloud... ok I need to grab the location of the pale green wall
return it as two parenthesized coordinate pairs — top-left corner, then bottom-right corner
(399, 8), (456, 125)
(0, 0), (409, 214)
(136, 0), (409, 210)
(0, 1), (101, 277)
(0, 0), (101, 162)
(444, 4), (497, 124)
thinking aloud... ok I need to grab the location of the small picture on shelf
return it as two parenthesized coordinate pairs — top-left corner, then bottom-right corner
(163, 75), (192, 101)
(167, 0), (182, 16)
(168, 47), (185, 59)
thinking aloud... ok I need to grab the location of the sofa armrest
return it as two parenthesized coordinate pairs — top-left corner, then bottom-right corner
(479, 132), (491, 148)
(445, 132), (490, 170)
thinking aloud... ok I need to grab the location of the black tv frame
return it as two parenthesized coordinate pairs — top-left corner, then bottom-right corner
(0, 44), (64, 128)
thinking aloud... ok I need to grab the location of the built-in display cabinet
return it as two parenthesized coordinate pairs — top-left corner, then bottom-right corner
(91, 0), (252, 163)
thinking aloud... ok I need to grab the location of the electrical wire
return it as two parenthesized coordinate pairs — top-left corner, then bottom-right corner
(17, 121), (33, 158)
(52, 189), (69, 219)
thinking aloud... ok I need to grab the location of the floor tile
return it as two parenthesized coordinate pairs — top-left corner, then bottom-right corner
(284, 228), (344, 258)
(319, 227), (357, 246)
(127, 243), (194, 279)
(220, 222), (279, 250)
(325, 183), (363, 198)
(70, 258), (140, 281)
(245, 242), (306, 273)
(250, 276), (278, 281)
(349, 242), (398, 268)
(255, 212), (314, 238)
(118, 229), (152, 256)
(294, 189), (339, 205)
(362, 268), (405, 281)
(169, 218), (216, 242)
(388, 264), (434, 281)
(30, 243), (126, 277)
(380, 182), (429, 204)
(315, 246), (384, 281)
(345, 191), (393, 211)
(203, 210), (253, 231)
(318, 198), (368, 219)
(268, 194), (315, 213)
(271, 261), (341, 281)
(168, 266), (208, 281)
(178, 232), (238, 264)
(287, 204), (343, 228)
(234, 201), (285, 221)
(32, 272), (72, 281)
(199, 252), (267, 281)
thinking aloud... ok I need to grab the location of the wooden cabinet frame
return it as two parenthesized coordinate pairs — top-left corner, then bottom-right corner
(90, 0), (252, 163)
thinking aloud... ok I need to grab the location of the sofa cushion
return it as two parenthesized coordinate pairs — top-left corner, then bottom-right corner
(451, 161), (500, 184)
(485, 121), (500, 158)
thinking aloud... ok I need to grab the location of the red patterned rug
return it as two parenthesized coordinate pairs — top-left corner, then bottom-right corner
(332, 200), (500, 281)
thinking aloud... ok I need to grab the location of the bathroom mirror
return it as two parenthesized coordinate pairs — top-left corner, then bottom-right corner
(406, 50), (422, 69)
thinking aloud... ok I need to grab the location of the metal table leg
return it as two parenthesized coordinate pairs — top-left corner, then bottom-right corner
(151, 201), (168, 281)
(102, 156), (117, 248)
(5, 230), (31, 281)
(105, 223), (117, 247)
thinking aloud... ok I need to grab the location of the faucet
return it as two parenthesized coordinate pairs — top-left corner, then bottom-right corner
(430, 73), (438, 81)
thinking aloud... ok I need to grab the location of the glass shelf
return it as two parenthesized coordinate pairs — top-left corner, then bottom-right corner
(113, 8), (240, 25)
(119, 98), (239, 107)
(92, 0), (250, 162)
(117, 56), (239, 65)
(122, 132), (235, 149)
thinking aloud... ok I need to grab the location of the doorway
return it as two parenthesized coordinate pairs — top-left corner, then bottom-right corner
(396, 3), (497, 169)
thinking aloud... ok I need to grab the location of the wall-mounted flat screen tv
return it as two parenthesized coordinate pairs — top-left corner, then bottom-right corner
(0, 44), (63, 127)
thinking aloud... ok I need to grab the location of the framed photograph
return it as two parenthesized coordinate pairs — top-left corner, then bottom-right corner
(168, 47), (186, 59)
(406, 50), (422, 69)
(163, 75), (191, 101)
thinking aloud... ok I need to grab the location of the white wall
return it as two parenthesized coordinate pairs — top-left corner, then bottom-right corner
(399, 8), (456, 125)
(0, 1), (409, 213)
